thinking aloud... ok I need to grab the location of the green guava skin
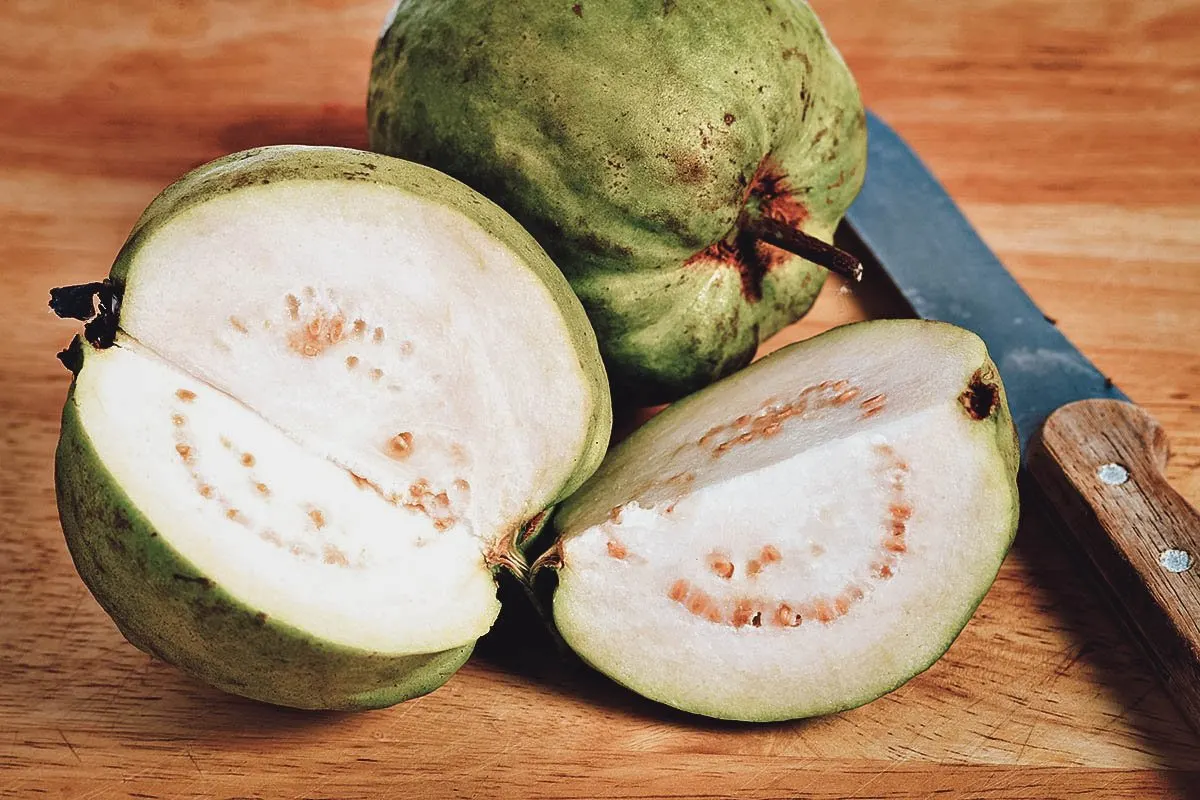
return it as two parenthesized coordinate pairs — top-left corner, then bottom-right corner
(54, 146), (613, 709)
(368, 0), (867, 404)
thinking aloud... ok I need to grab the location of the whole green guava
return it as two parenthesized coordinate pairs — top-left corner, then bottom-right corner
(369, 0), (866, 404)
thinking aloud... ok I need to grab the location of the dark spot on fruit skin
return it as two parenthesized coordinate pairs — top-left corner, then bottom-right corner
(1044, 313), (1057, 325)
(682, 155), (809, 302)
(660, 149), (708, 185)
(255, 612), (269, 625)
(663, 0), (677, 14)
(173, 574), (214, 590)
(572, 3), (582, 16)
(723, 113), (736, 125)
(961, 368), (1000, 420)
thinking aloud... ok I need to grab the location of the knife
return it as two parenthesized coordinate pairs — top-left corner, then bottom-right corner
(843, 111), (1200, 732)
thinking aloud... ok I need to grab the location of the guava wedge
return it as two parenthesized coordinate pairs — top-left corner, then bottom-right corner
(368, 0), (867, 405)
(52, 146), (611, 710)
(543, 320), (1019, 721)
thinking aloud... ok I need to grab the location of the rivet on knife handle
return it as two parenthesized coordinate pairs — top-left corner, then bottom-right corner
(1027, 398), (1200, 732)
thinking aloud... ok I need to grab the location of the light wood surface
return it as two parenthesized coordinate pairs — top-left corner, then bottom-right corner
(2, 1), (1199, 797)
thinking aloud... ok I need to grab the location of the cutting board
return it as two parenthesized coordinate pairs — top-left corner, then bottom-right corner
(3, 1), (1199, 797)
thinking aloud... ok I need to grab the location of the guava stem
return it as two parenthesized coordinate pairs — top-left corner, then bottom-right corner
(49, 279), (120, 349)
(740, 213), (863, 282)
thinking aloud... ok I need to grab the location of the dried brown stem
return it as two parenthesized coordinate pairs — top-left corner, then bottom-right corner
(740, 213), (863, 282)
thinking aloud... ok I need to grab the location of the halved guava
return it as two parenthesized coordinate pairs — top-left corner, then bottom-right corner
(53, 146), (611, 710)
(546, 320), (1019, 721)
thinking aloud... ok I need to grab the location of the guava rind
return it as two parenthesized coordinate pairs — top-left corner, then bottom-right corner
(369, 0), (866, 403)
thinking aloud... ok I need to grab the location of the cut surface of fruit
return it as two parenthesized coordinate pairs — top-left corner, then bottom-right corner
(550, 320), (1019, 721)
(55, 146), (611, 708)
(73, 342), (500, 653)
(119, 175), (600, 535)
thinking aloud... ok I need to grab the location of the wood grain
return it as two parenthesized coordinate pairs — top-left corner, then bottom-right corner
(1029, 399), (1200, 733)
(2, 0), (1199, 798)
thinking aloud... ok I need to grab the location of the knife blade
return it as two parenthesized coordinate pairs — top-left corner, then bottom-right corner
(844, 110), (1200, 733)
(845, 112), (1127, 453)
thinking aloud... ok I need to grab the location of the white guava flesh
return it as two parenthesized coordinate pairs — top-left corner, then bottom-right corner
(550, 320), (1019, 721)
(55, 147), (610, 708)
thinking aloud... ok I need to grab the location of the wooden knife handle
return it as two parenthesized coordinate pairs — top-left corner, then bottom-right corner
(1027, 398), (1200, 732)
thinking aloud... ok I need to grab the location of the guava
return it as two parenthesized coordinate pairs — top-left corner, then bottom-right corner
(369, 0), (866, 404)
(51, 145), (611, 709)
(541, 320), (1019, 721)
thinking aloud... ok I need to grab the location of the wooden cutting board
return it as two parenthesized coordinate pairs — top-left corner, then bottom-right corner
(2, 1), (1199, 797)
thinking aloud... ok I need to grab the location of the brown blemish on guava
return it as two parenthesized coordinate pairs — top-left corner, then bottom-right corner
(323, 544), (350, 567)
(198, 485), (213, 499)
(373, 326), (385, 344)
(682, 156), (808, 301)
(960, 368), (1000, 420)
(607, 540), (628, 560)
(308, 508), (326, 529)
(748, 156), (809, 230)
(171, 414), (185, 427)
(346, 355), (359, 369)
(453, 478), (470, 493)
(664, 150), (708, 185)
(572, 2), (582, 16)
(723, 113), (736, 125)
(225, 508), (243, 522)
(175, 389), (196, 402)
(240, 453), (255, 468)
(254, 482), (270, 496)
(173, 574), (214, 590)
(228, 316), (249, 334)
(386, 432), (414, 460)
(368, 368), (384, 382)
(398, 340), (415, 356)
(175, 443), (193, 463)
(285, 294), (300, 320)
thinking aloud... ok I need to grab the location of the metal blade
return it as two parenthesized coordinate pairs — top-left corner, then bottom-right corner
(844, 111), (1127, 454)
